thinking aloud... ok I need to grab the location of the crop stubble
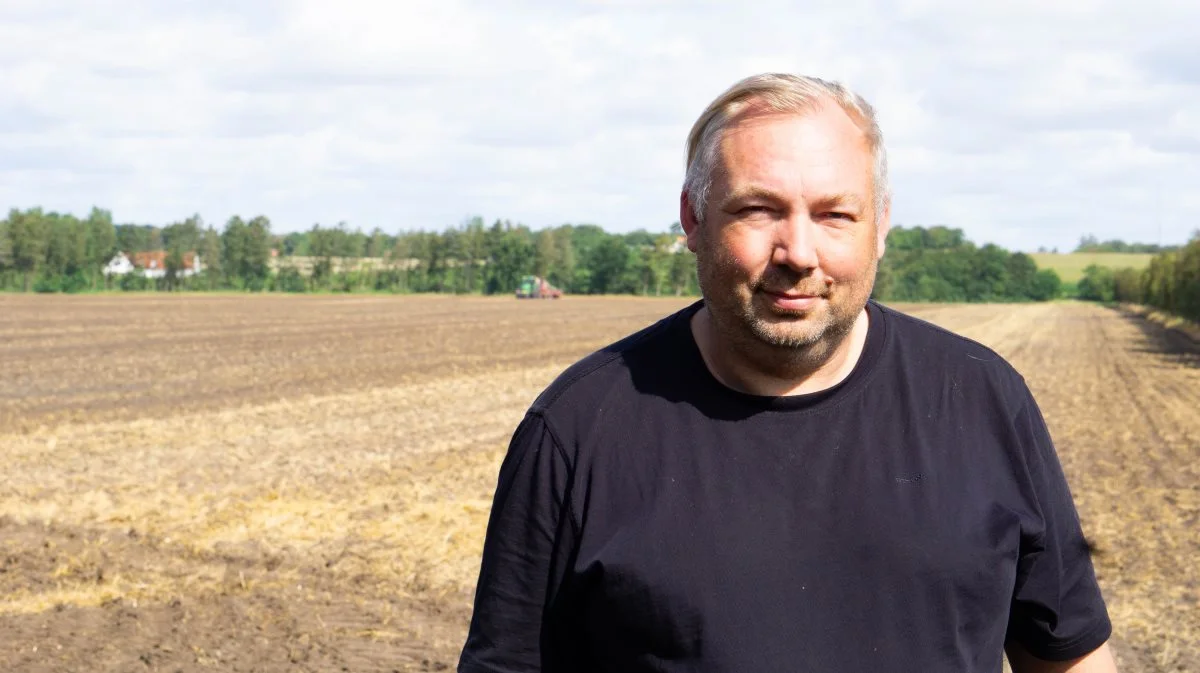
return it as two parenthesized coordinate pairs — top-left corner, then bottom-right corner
(0, 295), (1196, 672)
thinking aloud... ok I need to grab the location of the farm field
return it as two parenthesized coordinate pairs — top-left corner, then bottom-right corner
(1, 294), (1197, 672)
(1030, 252), (1155, 283)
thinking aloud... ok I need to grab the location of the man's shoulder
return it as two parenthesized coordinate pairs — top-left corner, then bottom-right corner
(875, 302), (1031, 401)
(530, 302), (695, 418)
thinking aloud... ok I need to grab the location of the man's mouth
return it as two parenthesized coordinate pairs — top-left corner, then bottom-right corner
(761, 289), (823, 311)
(764, 290), (820, 299)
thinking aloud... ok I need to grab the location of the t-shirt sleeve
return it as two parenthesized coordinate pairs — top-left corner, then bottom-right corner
(1005, 392), (1113, 661)
(459, 412), (575, 673)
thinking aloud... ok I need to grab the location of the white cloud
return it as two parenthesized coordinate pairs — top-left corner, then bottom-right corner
(0, 0), (1197, 251)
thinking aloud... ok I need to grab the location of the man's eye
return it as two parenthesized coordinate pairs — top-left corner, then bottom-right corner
(820, 212), (854, 221)
(738, 206), (771, 215)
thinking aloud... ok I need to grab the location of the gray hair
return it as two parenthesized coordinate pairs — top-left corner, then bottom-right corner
(683, 73), (889, 223)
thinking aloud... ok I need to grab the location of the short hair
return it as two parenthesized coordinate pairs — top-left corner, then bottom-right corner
(683, 73), (889, 223)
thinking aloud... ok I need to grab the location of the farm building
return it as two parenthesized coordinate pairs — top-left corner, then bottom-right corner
(103, 251), (203, 278)
(269, 255), (422, 276)
(102, 252), (135, 276)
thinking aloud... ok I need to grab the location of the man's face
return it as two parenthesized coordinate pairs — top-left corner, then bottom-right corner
(684, 103), (889, 353)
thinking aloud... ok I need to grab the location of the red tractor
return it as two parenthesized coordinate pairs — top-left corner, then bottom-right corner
(516, 275), (563, 299)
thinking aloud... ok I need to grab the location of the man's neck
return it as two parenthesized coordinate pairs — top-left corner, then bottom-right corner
(690, 305), (871, 397)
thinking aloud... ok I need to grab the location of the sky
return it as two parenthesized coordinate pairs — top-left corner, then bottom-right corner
(2, 0), (1198, 252)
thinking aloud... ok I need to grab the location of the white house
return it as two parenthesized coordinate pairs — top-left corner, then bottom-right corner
(102, 252), (135, 276)
(103, 251), (203, 278)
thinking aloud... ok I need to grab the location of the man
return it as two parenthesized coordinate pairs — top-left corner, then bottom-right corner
(459, 73), (1117, 672)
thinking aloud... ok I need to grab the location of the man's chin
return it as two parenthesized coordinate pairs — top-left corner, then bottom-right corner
(744, 315), (828, 349)
(758, 321), (817, 342)
(740, 300), (837, 346)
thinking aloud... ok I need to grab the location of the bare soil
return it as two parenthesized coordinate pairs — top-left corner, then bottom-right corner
(0, 295), (1195, 671)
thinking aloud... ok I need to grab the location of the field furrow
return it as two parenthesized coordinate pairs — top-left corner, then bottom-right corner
(0, 296), (1195, 672)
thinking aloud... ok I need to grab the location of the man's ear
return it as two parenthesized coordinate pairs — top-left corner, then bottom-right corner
(680, 191), (701, 252)
(874, 198), (891, 260)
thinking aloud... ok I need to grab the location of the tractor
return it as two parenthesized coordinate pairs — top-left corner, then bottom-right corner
(516, 275), (563, 299)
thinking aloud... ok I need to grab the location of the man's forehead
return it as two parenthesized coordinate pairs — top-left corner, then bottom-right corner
(723, 99), (867, 144)
(720, 112), (868, 157)
(712, 106), (873, 196)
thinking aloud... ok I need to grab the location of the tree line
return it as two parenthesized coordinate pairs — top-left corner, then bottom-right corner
(26, 206), (1198, 309)
(280, 218), (703, 296)
(1074, 235), (1180, 254)
(874, 226), (1063, 302)
(1078, 231), (1200, 322)
(0, 208), (701, 296)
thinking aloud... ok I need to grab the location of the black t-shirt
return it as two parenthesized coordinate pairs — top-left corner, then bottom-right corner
(459, 300), (1111, 673)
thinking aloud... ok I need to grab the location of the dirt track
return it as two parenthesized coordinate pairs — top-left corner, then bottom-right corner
(0, 296), (1196, 671)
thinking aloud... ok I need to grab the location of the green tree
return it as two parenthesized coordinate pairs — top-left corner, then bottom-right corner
(115, 224), (158, 254)
(1077, 265), (1116, 302)
(8, 208), (48, 291)
(281, 231), (306, 256)
(668, 248), (698, 296)
(1029, 269), (1062, 301)
(85, 207), (117, 286)
(221, 216), (249, 287)
(533, 228), (555, 278)
(367, 227), (390, 258)
(874, 226), (1064, 303)
(2, 206), (712, 297)
(163, 215), (202, 290)
(199, 226), (223, 289)
(484, 223), (534, 294)
(1075, 234), (1178, 254)
(1112, 268), (1142, 303)
(243, 216), (272, 289)
(1003, 252), (1039, 300)
(632, 234), (674, 295)
(1138, 237), (1200, 321)
(0, 216), (12, 285)
(308, 224), (337, 286)
(586, 236), (632, 294)
(459, 217), (487, 293)
(43, 213), (88, 280)
(551, 225), (577, 291)
(1177, 237), (1200, 320)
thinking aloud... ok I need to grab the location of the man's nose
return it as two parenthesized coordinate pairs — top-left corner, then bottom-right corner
(772, 214), (819, 271)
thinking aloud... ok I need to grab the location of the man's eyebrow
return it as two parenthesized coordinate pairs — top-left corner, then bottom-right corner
(718, 186), (785, 210)
(809, 193), (867, 211)
(719, 189), (868, 212)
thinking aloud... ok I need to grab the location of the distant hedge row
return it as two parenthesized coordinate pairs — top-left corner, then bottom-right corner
(1078, 234), (1200, 321)
(0, 207), (702, 296)
(872, 226), (1062, 303)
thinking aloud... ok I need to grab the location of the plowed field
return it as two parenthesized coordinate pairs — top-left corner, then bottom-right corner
(0, 295), (1196, 672)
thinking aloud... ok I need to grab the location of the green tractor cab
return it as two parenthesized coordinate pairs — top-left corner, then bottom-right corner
(516, 275), (563, 299)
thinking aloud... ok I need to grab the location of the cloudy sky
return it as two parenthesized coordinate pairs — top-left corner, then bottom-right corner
(2, 0), (1197, 252)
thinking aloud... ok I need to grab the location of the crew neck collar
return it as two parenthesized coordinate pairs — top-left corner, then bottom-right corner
(674, 299), (888, 414)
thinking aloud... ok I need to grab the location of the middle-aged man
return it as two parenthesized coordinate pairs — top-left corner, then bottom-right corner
(458, 73), (1117, 672)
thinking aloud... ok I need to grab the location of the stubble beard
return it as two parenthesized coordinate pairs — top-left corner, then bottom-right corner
(695, 242), (876, 370)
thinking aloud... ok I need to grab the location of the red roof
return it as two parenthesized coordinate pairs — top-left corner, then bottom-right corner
(131, 251), (199, 270)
